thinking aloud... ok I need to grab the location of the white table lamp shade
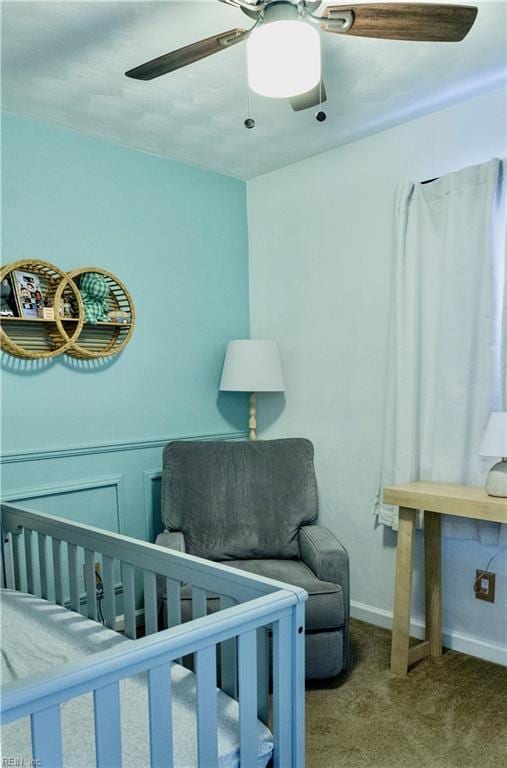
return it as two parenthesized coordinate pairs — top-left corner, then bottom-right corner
(219, 340), (285, 392)
(479, 412), (507, 457)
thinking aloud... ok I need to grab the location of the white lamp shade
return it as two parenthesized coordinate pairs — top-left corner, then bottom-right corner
(219, 340), (285, 393)
(479, 412), (507, 457)
(246, 20), (321, 98)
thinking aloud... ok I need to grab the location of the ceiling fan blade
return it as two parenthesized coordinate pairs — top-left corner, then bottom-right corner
(289, 81), (327, 112)
(320, 3), (478, 42)
(125, 28), (248, 80)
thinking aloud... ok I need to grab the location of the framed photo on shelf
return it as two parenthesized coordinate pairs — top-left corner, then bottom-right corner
(12, 270), (47, 319)
(1, 275), (18, 318)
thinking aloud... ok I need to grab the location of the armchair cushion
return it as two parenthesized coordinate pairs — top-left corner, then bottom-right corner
(161, 439), (318, 561)
(226, 559), (345, 631)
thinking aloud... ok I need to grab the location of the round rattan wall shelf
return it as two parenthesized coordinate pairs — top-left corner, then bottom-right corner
(65, 267), (135, 360)
(0, 260), (84, 359)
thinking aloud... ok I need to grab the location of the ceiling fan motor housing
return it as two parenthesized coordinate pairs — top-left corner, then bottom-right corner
(262, 1), (300, 23)
(241, 0), (303, 21)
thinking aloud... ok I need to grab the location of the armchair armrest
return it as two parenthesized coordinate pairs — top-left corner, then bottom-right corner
(155, 529), (186, 553)
(299, 525), (349, 601)
(300, 524), (350, 669)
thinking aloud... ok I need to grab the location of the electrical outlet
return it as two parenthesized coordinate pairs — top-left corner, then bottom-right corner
(475, 570), (495, 603)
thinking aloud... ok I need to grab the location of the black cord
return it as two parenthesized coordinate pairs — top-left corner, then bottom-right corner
(473, 546), (507, 592)
(96, 573), (106, 626)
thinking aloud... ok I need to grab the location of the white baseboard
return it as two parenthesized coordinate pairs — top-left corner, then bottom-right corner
(350, 599), (507, 667)
(115, 601), (506, 665)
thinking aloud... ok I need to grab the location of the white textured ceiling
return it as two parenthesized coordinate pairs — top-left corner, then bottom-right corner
(1, 0), (506, 179)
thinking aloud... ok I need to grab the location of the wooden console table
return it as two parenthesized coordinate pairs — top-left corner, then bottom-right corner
(383, 482), (507, 675)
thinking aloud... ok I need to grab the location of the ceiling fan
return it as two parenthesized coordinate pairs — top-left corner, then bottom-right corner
(125, 1), (478, 112)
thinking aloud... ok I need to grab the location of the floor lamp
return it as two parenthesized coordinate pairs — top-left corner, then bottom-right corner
(219, 339), (285, 439)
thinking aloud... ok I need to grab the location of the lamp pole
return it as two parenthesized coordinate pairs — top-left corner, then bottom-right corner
(249, 393), (257, 440)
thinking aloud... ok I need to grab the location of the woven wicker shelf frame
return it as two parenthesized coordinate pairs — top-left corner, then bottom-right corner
(0, 260), (84, 359)
(65, 267), (135, 360)
(0, 261), (135, 360)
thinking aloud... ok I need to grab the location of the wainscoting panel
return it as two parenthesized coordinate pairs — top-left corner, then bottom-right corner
(2, 475), (124, 534)
(143, 470), (162, 544)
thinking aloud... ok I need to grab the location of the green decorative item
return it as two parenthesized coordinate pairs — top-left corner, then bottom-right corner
(79, 272), (110, 324)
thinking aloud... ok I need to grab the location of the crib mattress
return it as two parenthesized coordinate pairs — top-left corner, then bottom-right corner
(1, 589), (273, 768)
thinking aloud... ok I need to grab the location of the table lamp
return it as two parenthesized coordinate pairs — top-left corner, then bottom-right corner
(219, 339), (285, 440)
(479, 411), (507, 497)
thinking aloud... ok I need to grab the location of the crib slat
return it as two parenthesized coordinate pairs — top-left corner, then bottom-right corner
(102, 555), (116, 629)
(192, 586), (207, 620)
(0, 536), (5, 588)
(38, 533), (48, 599)
(3, 533), (15, 589)
(257, 626), (270, 724)
(144, 570), (158, 635)
(67, 543), (80, 613)
(166, 578), (182, 662)
(31, 705), (63, 768)
(220, 595), (237, 698)
(84, 549), (97, 620)
(24, 528), (34, 594)
(122, 562), (136, 639)
(52, 539), (64, 605)
(12, 532), (22, 591)
(148, 664), (173, 768)
(195, 645), (218, 768)
(292, 601), (306, 768)
(166, 579), (181, 628)
(94, 683), (122, 767)
(238, 630), (258, 768)
(272, 614), (293, 768)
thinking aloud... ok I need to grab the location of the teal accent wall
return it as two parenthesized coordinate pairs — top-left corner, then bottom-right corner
(1, 115), (250, 541)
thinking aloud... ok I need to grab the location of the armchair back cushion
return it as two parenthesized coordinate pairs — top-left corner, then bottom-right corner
(161, 439), (318, 560)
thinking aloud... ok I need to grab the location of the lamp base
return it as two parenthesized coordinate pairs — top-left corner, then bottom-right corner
(485, 459), (507, 497)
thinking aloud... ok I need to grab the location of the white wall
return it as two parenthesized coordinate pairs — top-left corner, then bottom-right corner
(247, 87), (507, 664)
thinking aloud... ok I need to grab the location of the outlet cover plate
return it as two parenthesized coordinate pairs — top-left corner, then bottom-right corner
(475, 570), (495, 603)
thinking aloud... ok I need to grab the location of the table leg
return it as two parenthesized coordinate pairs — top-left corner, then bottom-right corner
(424, 510), (442, 657)
(390, 506), (416, 675)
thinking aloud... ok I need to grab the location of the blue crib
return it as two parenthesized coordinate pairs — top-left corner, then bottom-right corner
(0, 503), (307, 767)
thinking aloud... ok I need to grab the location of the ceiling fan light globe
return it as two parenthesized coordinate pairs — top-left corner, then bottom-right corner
(247, 20), (321, 98)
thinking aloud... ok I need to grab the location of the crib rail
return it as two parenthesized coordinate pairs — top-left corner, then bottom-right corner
(1, 503), (290, 608)
(1, 503), (307, 768)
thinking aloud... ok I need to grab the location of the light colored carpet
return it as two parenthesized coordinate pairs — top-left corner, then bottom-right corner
(305, 619), (507, 768)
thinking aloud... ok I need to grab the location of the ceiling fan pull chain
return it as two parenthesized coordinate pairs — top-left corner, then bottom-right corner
(244, 65), (256, 129)
(314, 31), (327, 123)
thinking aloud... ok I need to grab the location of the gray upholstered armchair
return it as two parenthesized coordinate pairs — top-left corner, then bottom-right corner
(156, 438), (349, 679)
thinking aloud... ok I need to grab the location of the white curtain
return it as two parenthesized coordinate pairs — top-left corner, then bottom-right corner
(373, 158), (506, 544)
